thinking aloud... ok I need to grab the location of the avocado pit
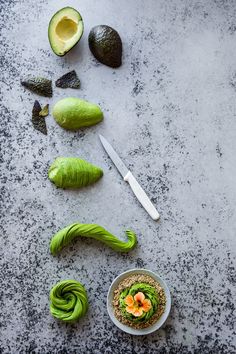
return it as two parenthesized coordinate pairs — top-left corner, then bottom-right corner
(55, 17), (78, 41)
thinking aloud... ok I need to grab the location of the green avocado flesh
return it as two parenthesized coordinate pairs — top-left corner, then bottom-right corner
(48, 157), (103, 189)
(52, 97), (103, 130)
(50, 223), (137, 255)
(119, 283), (159, 323)
(88, 25), (122, 68)
(48, 7), (84, 56)
(50, 280), (88, 322)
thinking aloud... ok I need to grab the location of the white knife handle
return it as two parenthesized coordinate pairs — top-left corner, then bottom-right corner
(124, 171), (160, 221)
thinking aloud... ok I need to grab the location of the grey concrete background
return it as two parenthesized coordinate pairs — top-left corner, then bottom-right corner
(1, 0), (236, 353)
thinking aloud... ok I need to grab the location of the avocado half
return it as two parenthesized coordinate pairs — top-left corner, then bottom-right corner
(48, 7), (84, 56)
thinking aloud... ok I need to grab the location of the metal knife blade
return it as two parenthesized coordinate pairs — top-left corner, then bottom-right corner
(99, 134), (160, 220)
(99, 134), (129, 178)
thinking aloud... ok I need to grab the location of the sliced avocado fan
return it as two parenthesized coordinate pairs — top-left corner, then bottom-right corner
(48, 7), (84, 56)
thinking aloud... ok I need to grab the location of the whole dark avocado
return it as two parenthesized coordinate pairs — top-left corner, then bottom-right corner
(88, 25), (122, 68)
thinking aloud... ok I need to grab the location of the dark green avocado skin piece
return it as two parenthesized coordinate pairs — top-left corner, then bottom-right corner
(88, 25), (122, 68)
(39, 104), (49, 117)
(32, 100), (48, 135)
(55, 70), (80, 89)
(21, 77), (52, 97)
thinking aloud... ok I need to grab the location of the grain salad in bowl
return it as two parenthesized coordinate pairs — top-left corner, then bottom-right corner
(107, 269), (171, 335)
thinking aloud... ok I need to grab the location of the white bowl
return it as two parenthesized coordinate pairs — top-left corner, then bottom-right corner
(107, 268), (171, 335)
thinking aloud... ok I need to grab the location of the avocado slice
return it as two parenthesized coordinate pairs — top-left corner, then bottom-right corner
(52, 97), (103, 131)
(88, 25), (122, 68)
(48, 7), (84, 56)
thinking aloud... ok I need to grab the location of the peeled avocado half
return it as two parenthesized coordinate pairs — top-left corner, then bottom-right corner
(52, 97), (103, 131)
(48, 7), (84, 56)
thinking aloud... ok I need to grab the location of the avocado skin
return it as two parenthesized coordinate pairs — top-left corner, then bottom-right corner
(52, 97), (103, 131)
(21, 77), (52, 97)
(32, 100), (47, 135)
(39, 104), (49, 117)
(55, 70), (80, 89)
(88, 25), (122, 68)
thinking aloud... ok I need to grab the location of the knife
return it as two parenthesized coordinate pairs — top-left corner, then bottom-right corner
(99, 135), (160, 221)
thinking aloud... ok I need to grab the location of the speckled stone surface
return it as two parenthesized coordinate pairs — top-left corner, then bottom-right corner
(1, 0), (236, 353)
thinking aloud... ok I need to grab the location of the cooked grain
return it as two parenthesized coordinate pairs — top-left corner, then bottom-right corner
(112, 274), (166, 329)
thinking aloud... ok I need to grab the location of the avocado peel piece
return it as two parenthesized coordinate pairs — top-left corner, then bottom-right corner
(55, 70), (80, 89)
(32, 100), (48, 135)
(88, 25), (122, 68)
(39, 104), (49, 117)
(52, 97), (103, 131)
(21, 77), (52, 97)
(48, 7), (84, 56)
